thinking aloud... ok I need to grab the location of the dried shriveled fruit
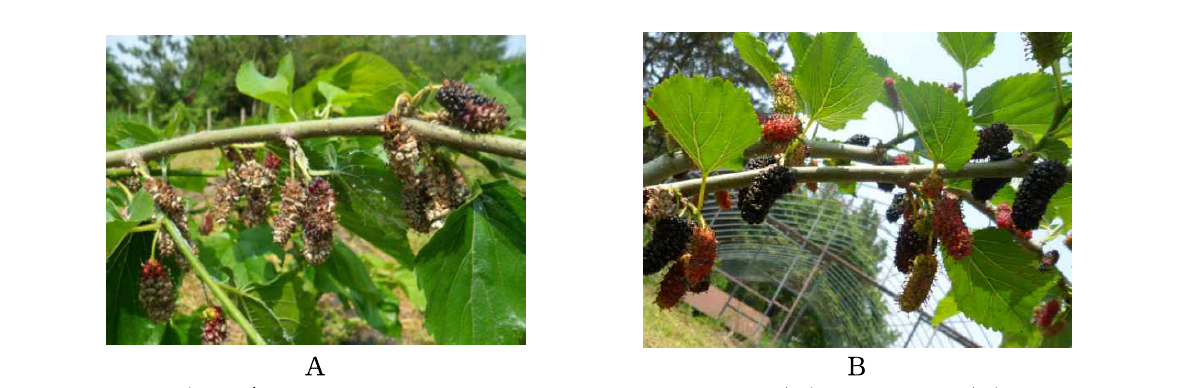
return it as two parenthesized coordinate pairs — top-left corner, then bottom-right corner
(899, 254), (937, 312)
(302, 178), (337, 266)
(138, 258), (175, 322)
(934, 196), (972, 260)
(436, 80), (509, 133)
(1012, 160), (1068, 230)
(145, 178), (185, 216)
(273, 178), (306, 246)
(643, 187), (675, 223)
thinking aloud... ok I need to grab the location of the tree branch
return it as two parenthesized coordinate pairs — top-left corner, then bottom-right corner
(649, 157), (1072, 195)
(106, 116), (526, 167)
(643, 140), (894, 185)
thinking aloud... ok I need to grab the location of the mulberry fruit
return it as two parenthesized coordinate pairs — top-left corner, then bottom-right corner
(145, 178), (184, 216)
(885, 193), (906, 223)
(947, 82), (962, 94)
(1012, 160), (1068, 231)
(138, 258), (175, 322)
(894, 154), (910, 165)
(683, 226), (718, 291)
(920, 174), (943, 201)
(846, 134), (870, 147)
(894, 216), (933, 274)
(970, 149), (1013, 201)
(302, 178), (337, 266)
(971, 123), (1013, 160)
(655, 261), (688, 309)
(201, 306), (229, 345)
(934, 196), (972, 260)
(715, 190), (732, 210)
(1022, 32), (1069, 69)
(273, 178), (306, 246)
(1066, 234), (1072, 250)
(738, 164), (797, 224)
(436, 80), (509, 133)
(146, 178), (193, 270)
(762, 114), (801, 144)
(744, 155), (777, 171)
(1039, 250), (1060, 272)
(771, 73), (797, 114)
(1033, 299), (1061, 331)
(995, 204), (1032, 240)
(899, 254), (937, 312)
(883, 77), (901, 111)
(643, 216), (692, 276)
(643, 187), (674, 223)
(235, 160), (276, 226)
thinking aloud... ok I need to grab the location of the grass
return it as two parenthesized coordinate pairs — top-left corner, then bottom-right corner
(642, 277), (747, 348)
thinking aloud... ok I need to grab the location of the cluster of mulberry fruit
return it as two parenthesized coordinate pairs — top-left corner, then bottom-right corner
(145, 178), (193, 271)
(138, 258), (175, 322)
(207, 148), (280, 227)
(934, 196), (972, 260)
(762, 114), (801, 144)
(643, 216), (692, 276)
(302, 178), (337, 266)
(1012, 160), (1068, 231)
(971, 123), (1013, 160)
(970, 149), (1013, 201)
(883, 77), (901, 111)
(738, 156), (796, 224)
(201, 306), (229, 345)
(994, 204), (1032, 240)
(894, 216), (934, 274)
(771, 73), (797, 115)
(382, 113), (471, 233)
(885, 192), (906, 223)
(899, 254), (937, 312)
(435, 80), (510, 133)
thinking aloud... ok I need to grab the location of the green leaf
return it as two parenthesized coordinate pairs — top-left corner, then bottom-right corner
(294, 52), (413, 116)
(362, 252), (427, 311)
(106, 199), (120, 222)
(234, 271), (322, 344)
(126, 190), (155, 222)
(944, 228), (1059, 333)
(1049, 183), (1071, 232)
(317, 81), (369, 112)
(196, 226), (281, 287)
(936, 32), (996, 70)
(236, 53), (295, 109)
(786, 32), (814, 69)
(105, 220), (140, 258)
(107, 121), (163, 150)
(107, 231), (175, 344)
(647, 74), (762, 174)
(733, 32), (782, 85)
(416, 181), (526, 344)
(161, 308), (204, 345)
(498, 61), (526, 110)
(895, 78), (978, 170)
(312, 242), (402, 340)
(794, 32), (881, 130)
(867, 55), (901, 111)
(931, 293), (960, 326)
(971, 73), (1058, 136)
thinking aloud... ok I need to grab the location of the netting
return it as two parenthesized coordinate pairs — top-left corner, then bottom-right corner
(696, 184), (997, 348)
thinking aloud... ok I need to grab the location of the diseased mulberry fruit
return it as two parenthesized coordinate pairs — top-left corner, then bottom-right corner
(643, 187), (674, 223)
(900, 254), (937, 312)
(1022, 32), (1069, 69)
(970, 149), (1013, 201)
(138, 258), (175, 322)
(886, 192), (906, 223)
(771, 73), (797, 114)
(738, 163), (797, 224)
(972, 123), (1013, 160)
(643, 216), (692, 276)
(895, 216), (934, 274)
(146, 178), (193, 270)
(145, 178), (185, 216)
(934, 196), (972, 260)
(436, 80), (509, 133)
(1012, 160), (1068, 231)
(762, 114), (801, 144)
(883, 77), (901, 111)
(846, 134), (870, 147)
(302, 178), (337, 266)
(235, 160), (276, 226)
(655, 261), (688, 309)
(273, 178), (306, 246)
(715, 190), (732, 210)
(683, 226), (718, 292)
(201, 306), (229, 345)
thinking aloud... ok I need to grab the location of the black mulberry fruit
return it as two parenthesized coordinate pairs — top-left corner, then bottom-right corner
(436, 80), (509, 133)
(744, 155), (777, 171)
(643, 216), (692, 276)
(738, 162), (797, 224)
(1012, 160), (1068, 231)
(970, 149), (1013, 201)
(895, 216), (934, 274)
(886, 192), (905, 223)
(138, 258), (175, 323)
(971, 123), (1013, 160)
(846, 134), (870, 147)
(302, 178), (337, 266)
(656, 261), (688, 309)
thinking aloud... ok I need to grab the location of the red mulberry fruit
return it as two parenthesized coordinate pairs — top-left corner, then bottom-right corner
(1033, 299), (1061, 331)
(971, 123), (1013, 160)
(201, 306), (229, 345)
(934, 196), (972, 260)
(302, 178), (337, 266)
(715, 190), (732, 210)
(1012, 160), (1068, 231)
(738, 160), (797, 224)
(920, 174), (943, 201)
(436, 80), (510, 133)
(885, 192), (906, 223)
(894, 154), (910, 165)
(895, 216), (934, 274)
(970, 149), (1013, 201)
(846, 134), (870, 147)
(644, 216), (692, 276)
(273, 178), (306, 246)
(995, 204), (1032, 240)
(138, 258), (175, 323)
(656, 261), (688, 309)
(900, 254), (937, 312)
(762, 114), (801, 144)
(683, 226), (718, 292)
(883, 77), (901, 111)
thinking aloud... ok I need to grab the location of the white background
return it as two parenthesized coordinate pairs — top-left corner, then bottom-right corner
(0, 1), (1193, 386)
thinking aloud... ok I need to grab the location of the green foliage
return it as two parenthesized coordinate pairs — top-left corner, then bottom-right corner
(647, 74), (762, 174)
(106, 231), (176, 344)
(971, 73), (1060, 139)
(944, 228), (1059, 334)
(895, 78), (978, 170)
(236, 53), (296, 110)
(867, 54), (901, 111)
(312, 243), (403, 340)
(931, 293), (960, 326)
(416, 181), (527, 345)
(793, 32), (881, 130)
(936, 32), (996, 70)
(733, 32), (783, 85)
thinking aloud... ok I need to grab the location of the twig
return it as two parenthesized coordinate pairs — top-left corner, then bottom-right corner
(643, 139), (897, 185)
(162, 218), (266, 345)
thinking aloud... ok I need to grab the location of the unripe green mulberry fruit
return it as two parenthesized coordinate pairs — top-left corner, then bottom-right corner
(1022, 32), (1069, 69)
(1012, 160), (1068, 230)
(971, 123), (1013, 160)
(771, 73), (797, 115)
(738, 160), (797, 225)
(201, 306), (229, 345)
(900, 254), (937, 312)
(138, 258), (175, 323)
(643, 216), (692, 276)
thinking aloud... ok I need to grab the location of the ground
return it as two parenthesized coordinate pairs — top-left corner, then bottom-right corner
(642, 277), (748, 348)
